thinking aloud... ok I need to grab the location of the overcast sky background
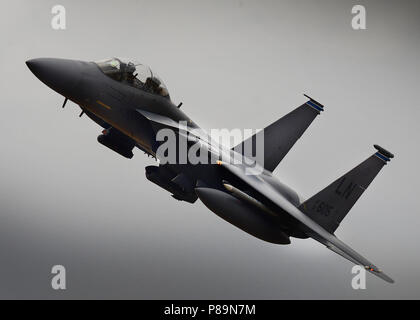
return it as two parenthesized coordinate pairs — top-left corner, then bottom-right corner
(0, 0), (419, 299)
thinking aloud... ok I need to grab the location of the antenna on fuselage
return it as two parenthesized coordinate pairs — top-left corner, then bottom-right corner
(177, 102), (183, 108)
(62, 97), (68, 108)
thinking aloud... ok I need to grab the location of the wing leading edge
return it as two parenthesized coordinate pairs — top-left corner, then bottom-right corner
(218, 161), (394, 283)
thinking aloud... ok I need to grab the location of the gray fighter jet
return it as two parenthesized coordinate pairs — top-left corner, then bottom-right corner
(26, 57), (395, 283)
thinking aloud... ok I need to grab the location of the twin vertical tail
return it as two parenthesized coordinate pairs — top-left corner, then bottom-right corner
(299, 145), (394, 234)
(232, 94), (325, 172)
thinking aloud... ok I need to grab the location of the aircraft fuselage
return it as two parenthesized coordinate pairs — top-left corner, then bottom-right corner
(27, 58), (307, 244)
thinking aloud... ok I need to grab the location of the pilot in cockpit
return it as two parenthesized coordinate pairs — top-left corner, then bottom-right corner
(95, 58), (170, 98)
(122, 62), (158, 94)
(121, 62), (137, 83)
(144, 76), (163, 95)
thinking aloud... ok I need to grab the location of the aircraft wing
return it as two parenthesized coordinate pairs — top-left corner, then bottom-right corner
(218, 161), (394, 283)
(137, 109), (183, 130)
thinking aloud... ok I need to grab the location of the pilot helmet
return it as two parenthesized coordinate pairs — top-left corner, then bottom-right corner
(126, 62), (136, 74)
(146, 76), (161, 89)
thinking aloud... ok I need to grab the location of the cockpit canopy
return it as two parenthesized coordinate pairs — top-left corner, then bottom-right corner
(95, 58), (170, 99)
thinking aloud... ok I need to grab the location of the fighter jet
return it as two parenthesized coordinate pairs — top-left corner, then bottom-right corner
(26, 57), (395, 283)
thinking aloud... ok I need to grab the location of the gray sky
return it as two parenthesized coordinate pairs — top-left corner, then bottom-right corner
(0, 0), (419, 299)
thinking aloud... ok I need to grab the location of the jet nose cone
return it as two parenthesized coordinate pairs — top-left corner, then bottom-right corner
(25, 59), (39, 73)
(26, 58), (84, 97)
